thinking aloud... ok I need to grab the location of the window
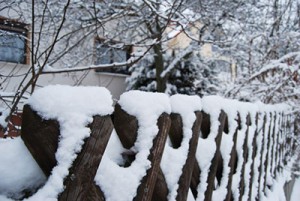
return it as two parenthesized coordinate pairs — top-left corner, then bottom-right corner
(0, 17), (28, 64)
(94, 38), (131, 75)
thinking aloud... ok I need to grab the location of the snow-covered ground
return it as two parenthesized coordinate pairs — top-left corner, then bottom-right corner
(291, 177), (300, 201)
(0, 136), (298, 201)
(0, 137), (45, 200)
(0, 85), (297, 201)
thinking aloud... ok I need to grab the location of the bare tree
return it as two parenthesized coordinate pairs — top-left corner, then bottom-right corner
(0, 0), (299, 132)
(0, 0), (203, 130)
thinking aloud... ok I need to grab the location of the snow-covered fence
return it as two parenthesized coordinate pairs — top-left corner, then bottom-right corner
(16, 85), (294, 201)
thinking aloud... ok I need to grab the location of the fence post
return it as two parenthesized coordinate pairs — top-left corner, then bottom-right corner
(21, 104), (59, 176)
(169, 112), (202, 201)
(263, 112), (273, 193)
(237, 113), (251, 201)
(270, 113), (278, 178)
(276, 112), (284, 174)
(204, 110), (227, 201)
(248, 113), (259, 201)
(59, 115), (113, 201)
(21, 105), (112, 201)
(224, 114), (239, 201)
(113, 103), (171, 201)
(256, 112), (267, 201)
(135, 113), (170, 201)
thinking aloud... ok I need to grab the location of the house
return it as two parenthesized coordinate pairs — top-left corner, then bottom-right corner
(0, 1), (236, 115)
(0, 4), (130, 110)
(0, 1), (133, 137)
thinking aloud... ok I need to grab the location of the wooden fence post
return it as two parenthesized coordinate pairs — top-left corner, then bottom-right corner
(204, 110), (227, 201)
(21, 105), (113, 201)
(256, 112), (267, 201)
(21, 104), (59, 177)
(190, 111), (212, 199)
(277, 112), (284, 174)
(263, 112), (273, 193)
(190, 162), (201, 198)
(59, 115), (113, 201)
(238, 113), (251, 201)
(113, 103), (171, 201)
(224, 114), (239, 201)
(168, 112), (202, 201)
(270, 113), (277, 178)
(248, 113), (259, 201)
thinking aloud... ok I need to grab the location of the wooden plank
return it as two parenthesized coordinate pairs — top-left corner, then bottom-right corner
(270, 114), (277, 178)
(238, 114), (251, 201)
(248, 114), (259, 201)
(58, 115), (113, 201)
(114, 103), (170, 201)
(190, 111), (211, 198)
(263, 112), (273, 192)
(151, 168), (169, 201)
(113, 103), (138, 149)
(190, 162), (201, 198)
(276, 113), (284, 173)
(225, 117), (239, 201)
(21, 104), (60, 177)
(204, 110), (226, 201)
(256, 113), (267, 201)
(169, 113), (184, 148)
(134, 113), (170, 201)
(175, 111), (202, 201)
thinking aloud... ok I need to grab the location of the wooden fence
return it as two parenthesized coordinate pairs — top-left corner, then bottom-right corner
(20, 90), (295, 201)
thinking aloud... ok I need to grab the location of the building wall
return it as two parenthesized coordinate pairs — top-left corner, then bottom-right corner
(0, 62), (127, 102)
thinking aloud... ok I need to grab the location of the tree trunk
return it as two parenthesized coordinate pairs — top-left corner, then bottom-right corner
(153, 43), (167, 93)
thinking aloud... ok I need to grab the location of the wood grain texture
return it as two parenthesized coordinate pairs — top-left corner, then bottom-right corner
(176, 111), (202, 201)
(21, 105), (112, 201)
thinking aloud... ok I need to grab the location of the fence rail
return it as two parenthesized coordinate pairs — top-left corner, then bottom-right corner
(20, 88), (296, 201)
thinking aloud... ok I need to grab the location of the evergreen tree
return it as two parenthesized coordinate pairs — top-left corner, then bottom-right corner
(127, 50), (222, 96)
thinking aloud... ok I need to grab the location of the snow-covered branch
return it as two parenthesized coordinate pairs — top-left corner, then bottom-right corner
(160, 45), (194, 78)
(42, 47), (152, 74)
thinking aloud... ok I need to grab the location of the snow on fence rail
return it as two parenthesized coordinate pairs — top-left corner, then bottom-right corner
(0, 85), (295, 201)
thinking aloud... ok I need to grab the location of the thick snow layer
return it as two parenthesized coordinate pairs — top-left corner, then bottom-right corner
(195, 137), (217, 201)
(28, 85), (113, 119)
(0, 137), (46, 200)
(96, 90), (171, 201)
(0, 195), (12, 201)
(261, 157), (296, 201)
(24, 85), (113, 201)
(291, 177), (300, 201)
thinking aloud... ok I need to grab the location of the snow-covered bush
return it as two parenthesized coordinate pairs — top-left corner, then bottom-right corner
(127, 51), (221, 96)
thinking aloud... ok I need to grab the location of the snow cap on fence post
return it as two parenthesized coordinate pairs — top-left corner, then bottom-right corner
(24, 85), (114, 201)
